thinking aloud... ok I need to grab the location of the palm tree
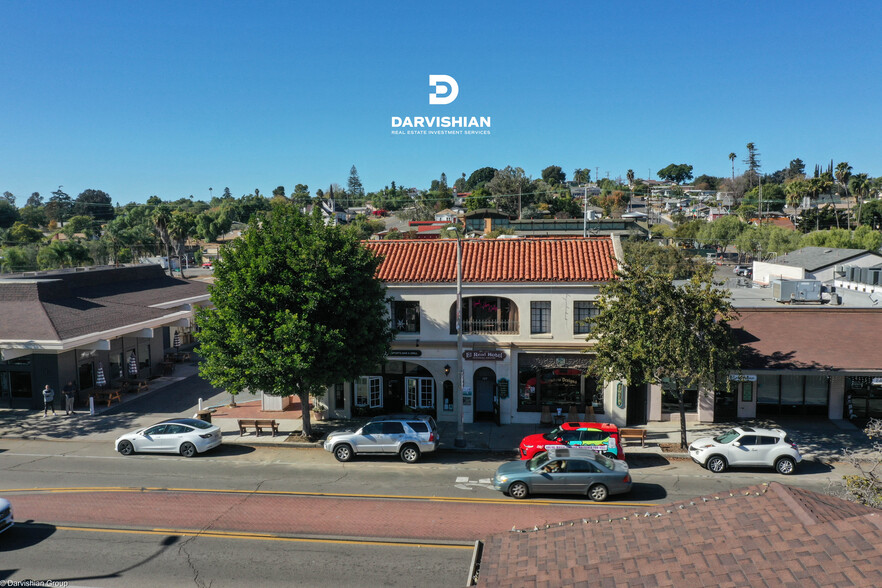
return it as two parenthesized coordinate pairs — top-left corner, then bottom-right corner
(728, 152), (736, 181)
(573, 168), (590, 184)
(626, 169), (635, 189)
(168, 210), (195, 278)
(849, 173), (871, 227)
(784, 180), (808, 221)
(835, 162), (853, 229)
(152, 205), (173, 277)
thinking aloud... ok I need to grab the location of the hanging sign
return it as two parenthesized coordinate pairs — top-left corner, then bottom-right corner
(463, 350), (505, 361)
(389, 350), (422, 357)
(615, 382), (625, 409)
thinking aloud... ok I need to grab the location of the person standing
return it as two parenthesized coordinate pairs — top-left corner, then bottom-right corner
(42, 384), (56, 417)
(62, 381), (76, 415)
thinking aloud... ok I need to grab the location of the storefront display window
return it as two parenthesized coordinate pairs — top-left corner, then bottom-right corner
(661, 379), (698, 413)
(516, 359), (599, 414)
(356, 376), (383, 408)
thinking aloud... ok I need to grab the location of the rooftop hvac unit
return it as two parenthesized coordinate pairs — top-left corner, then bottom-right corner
(772, 279), (822, 303)
(834, 265), (846, 277)
(868, 268), (882, 286)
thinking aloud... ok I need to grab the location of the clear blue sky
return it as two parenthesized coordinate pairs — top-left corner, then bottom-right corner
(2, 1), (881, 204)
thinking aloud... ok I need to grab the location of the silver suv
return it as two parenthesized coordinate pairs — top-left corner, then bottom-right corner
(689, 426), (801, 474)
(323, 416), (439, 463)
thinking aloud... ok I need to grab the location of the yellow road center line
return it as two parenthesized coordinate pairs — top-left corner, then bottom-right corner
(44, 524), (473, 549)
(1, 486), (649, 506)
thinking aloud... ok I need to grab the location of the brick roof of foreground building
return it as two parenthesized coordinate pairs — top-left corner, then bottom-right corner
(0, 265), (208, 342)
(732, 308), (882, 370)
(475, 482), (882, 587)
(363, 237), (617, 283)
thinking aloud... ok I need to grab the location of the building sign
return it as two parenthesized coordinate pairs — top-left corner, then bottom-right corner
(615, 382), (625, 409)
(497, 378), (509, 399)
(463, 350), (505, 361)
(729, 374), (757, 382)
(389, 350), (422, 357)
(873, 377), (882, 386)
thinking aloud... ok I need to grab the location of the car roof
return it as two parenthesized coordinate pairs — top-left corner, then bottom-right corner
(733, 426), (785, 436)
(560, 422), (619, 432)
(544, 446), (604, 460)
(158, 418), (208, 427)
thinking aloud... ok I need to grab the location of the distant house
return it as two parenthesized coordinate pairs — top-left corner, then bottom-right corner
(753, 246), (882, 285)
(434, 209), (459, 223)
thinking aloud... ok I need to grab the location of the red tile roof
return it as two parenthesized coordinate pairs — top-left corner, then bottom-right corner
(476, 482), (882, 587)
(733, 308), (882, 370)
(363, 237), (617, 283)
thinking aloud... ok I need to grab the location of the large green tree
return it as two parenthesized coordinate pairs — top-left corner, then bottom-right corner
(195, 205), (394, 439)
(73, 188), (115, 221)
(589, 262), (741, 448)
(656, 163), (694, 185)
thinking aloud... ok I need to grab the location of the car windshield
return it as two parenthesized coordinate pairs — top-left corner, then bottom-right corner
(542, 428), (563, 441)
(526, 451), (549, 471)
(593, 453), (614, 470)
(713, 429), (741, 444)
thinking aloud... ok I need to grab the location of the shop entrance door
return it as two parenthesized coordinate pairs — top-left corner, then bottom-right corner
(626, 383), (647, 426)
(714, 385), (738, 422)
(473, 368), (496, 422)
(78, 362), (95, 392)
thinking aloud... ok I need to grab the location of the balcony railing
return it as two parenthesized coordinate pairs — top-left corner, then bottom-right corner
(462, 318), (519, 335)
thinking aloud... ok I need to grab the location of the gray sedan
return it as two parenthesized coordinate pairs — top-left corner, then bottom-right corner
(492, 447), (632, 501)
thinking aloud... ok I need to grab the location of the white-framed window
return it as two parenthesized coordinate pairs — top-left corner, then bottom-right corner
(406, 377), (435, 409)
(356, 376), (383, 408)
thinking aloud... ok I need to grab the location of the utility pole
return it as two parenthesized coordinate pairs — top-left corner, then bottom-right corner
(454, 230), (465, 447)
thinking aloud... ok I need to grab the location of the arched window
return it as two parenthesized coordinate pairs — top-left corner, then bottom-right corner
(449, 296), (519, 334)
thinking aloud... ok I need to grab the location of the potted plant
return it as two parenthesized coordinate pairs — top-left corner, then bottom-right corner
(311, 399), (328, 421)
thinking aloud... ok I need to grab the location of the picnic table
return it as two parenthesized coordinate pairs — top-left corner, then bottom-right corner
(92, 389), (122, 407)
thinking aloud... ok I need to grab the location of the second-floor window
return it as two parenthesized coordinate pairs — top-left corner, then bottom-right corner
(573, 301), (599, 334)
(392, 301), (420, 333)
(531, 301), (551, 334)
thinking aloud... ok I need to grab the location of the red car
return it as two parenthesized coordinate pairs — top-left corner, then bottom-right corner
(519, 422), (625, 460)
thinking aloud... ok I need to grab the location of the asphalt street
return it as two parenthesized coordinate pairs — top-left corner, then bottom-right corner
(0, 436), (863, 587)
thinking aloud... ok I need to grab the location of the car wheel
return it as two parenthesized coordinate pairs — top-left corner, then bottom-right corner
(400, 444), (421, 463)
(603, 451), (617, 459)
(118, 440), (134, 456)
(334, 444), (353, 462)
(180, 442), (197, 458)
(775, 456), (796, 475)
(588, 484), (609, 502)
(707, 455), (727, 473)
(509, 481), (529, 500)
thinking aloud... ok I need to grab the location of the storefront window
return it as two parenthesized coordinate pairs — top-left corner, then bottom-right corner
(356, 376), (383, 408)
(443, 381), (454, 412)
(661, 379), (698, 413)
(406, 377), (434, 409)
(137, 340), (151, 369)
(517, 367), (597, 413)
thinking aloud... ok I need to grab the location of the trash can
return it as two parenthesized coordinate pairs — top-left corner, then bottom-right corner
(196, 409), (212, 424)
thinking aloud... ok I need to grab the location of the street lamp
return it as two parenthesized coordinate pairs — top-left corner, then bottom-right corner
(445, 225), (467, 448)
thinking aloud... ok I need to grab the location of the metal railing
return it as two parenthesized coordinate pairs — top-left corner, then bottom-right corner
(462, 318), (519, 335)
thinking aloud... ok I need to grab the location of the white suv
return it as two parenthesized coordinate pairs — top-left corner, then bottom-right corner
(689, 426), (801, 474)
(323, 416), (439, 463)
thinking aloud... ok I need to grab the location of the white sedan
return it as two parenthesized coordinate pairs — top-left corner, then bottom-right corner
(115, 417), (222, 457)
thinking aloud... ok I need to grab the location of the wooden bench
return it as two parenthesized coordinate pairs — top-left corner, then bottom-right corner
(238, 419), (280, 437)
(620, 428), (647, 447)
(92, 389), (122, 407)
